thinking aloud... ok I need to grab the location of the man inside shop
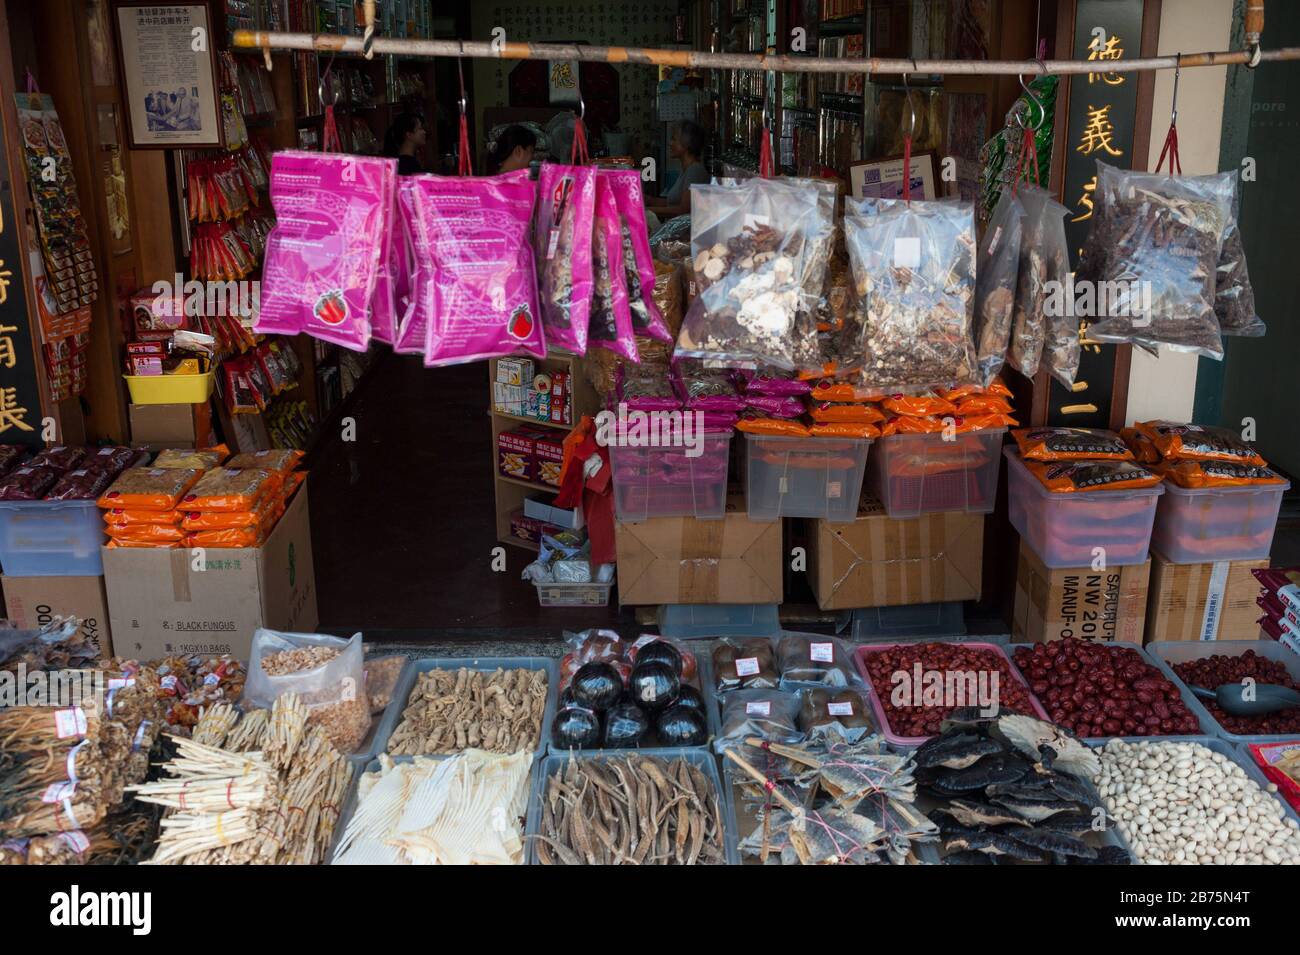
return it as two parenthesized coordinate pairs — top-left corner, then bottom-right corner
(647, 119), (709, 219)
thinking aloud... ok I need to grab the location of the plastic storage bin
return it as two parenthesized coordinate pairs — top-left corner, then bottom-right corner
(867, 429), (1005, 519)
(848, 602), (967, 641)
(524, 748), (740, 864)
(610, 431), (732, 521)
(1147, 640), (1300, 744)
(0, 500), (106, 576)
(534, 580), (613, 607)
(745, 434), (871, 522)
(1003, 447), (1163, 569)
(122, 370), (215, 404)
(371, 655), (559, 762)
(851, 641), (1050, 745)
(657, 602), (782, 639)
(1150, 480), (1289, 563)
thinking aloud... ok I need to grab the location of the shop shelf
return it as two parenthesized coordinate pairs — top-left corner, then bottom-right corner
(1150, 480), (1289, 564)
(848, 602), (967, 641)
(523, 747), (740, 864)
(851, 641), (1049, 746)
(122, 370), (215, 404)
(371, 656), (559, 763)
(609, 431), (732, 521)
(657, 602), (782, 639)
(534, 580), (614, 607)
(1003, 447), (1163, 569)
(547, 650), (722, 754)
(1146, 640), (1300, 744)
(0, 500), (105, 576)
(1005, 641), (1210, 739)
(744, 434), (871, 522)
(866, 429), (1006, 519)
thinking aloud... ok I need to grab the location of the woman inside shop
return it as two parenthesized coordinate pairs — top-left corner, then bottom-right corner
(383, 113), (428, 175)
(486, 125), (537, 175)
(647, 119), (709, 219)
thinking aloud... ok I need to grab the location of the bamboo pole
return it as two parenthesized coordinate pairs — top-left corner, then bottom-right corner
(231, 29), (1300, 77)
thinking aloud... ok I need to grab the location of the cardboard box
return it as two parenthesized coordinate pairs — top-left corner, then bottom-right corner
(496, 357), (534, 387)
(807, 498), (983, 611)
(493, 381), (526, 416)
(1, 575), (112, 660)
(498, 428), (541, 481)
(1145, 553), (1268, 643)
(129, 402), (213, 448)
(615, 497), (782, 605)
(103, 486), (317, 661)
(535, 435), (565, 487)
(1013, 541), (1150, 644)
(524, 493), (584, 531)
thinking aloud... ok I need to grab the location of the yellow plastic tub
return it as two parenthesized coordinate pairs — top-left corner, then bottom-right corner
(123, 370), (216, 404)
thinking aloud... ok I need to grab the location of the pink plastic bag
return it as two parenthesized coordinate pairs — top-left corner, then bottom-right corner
(258, 151), (395, 351)
(407, 169), (546, 366)
(369, 193), (401, 344)
(393, 177), (428, 355)
(603, 169), (672, 343)
(535, 163), (595, 355)
(588, 176), (637, 361)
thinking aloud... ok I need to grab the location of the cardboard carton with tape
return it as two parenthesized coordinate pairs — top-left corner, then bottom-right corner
(1013, 541), (1149, 643)
(1145, 553), (1268, 643)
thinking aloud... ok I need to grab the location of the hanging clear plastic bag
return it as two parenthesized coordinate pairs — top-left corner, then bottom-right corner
(1007, 185), (1068, 379)
(844, 196), (978, 390)
(972, 189), (1024, 387)
(786, 177), (840, 374)
(1085, 163), (1231, 360)
(1036, 189), (1078, 388)
(587, 174), (637, 361)
(674, 178), (826, 370)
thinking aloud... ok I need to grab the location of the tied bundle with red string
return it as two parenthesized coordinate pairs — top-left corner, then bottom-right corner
(534, 109), (596, 355)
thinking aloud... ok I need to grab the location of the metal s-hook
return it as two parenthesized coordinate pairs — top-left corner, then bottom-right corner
(1017, 73), (1046, 131)
(901, 62), (918, 140)
(1170, 52), (1182, 125)
(317, 53), (339, 110)
(262, 42), (273, 72)
(577, 92), (586, 121)
(457, 40), (468, 116)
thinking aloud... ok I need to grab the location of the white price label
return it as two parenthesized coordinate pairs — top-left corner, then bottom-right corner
(745, 701), (772, 716)
(893, 236), (921, 269)
(735, 657), (760, 677)
(107, 677), (135, 690)
(826, 481), (842, 499)
(54, 707), (87, 740)
(41, 782), (76, 804)
(809, 642), (834, 663)
(827, 701), (855, 716)
(204, 673), (220, 686)
(57, 831), (90, 855)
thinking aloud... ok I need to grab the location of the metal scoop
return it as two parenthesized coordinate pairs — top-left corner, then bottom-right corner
(1190, 682), (1300, 716)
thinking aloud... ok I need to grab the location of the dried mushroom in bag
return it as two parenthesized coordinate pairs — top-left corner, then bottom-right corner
(845, 197), (978, 390)
(973, 190), (1024, 387)
(674, 178), (827, 370)
(1008, 185), (1070, 380)
(1085, 163), (1230, 359)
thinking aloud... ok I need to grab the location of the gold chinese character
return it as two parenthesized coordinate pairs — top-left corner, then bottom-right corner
(1077, 105), (1123, 157)
(1072, 175), (1098, 222)
(0, 261), (10, 305)
(1079, 319), (1104, 355)
(1061, 403), (1100, 415)
(0, 387), (33, 432)
(0, 325), (16, 369)
(1088, 34), (1125, 85)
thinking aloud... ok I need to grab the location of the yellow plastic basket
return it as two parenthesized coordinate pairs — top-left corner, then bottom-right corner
(123, 371), (216, 405)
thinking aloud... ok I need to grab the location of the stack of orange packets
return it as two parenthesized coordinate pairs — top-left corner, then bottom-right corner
(178, 449), (305, 548)
(1121, 420), (1285, 489)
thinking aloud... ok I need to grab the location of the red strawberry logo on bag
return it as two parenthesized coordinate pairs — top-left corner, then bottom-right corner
(313, 290), (348, 326)
(508, 304), (534, 340)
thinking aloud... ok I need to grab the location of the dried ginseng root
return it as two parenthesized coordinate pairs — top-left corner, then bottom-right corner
(845, 196), (978, 390)
(386, 666), (547, 756)
(1008, 185), (1067, 379)
(973, 190), (1024, 387)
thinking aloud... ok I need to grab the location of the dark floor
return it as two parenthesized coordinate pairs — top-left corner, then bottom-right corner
(306, 353), (633, 637)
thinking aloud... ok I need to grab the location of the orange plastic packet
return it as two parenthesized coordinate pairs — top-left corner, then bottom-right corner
(809, 382), (887, 402)
(103, 507), (182, 527)
(1135, 421), (1266, 466)
(881, 394), (957, 417)
(98, 468), (203, 510)
(225, 449), (304, 474)
(1012, 427), (1133, 462)
(963, 413), (1018, 430)
(152, 445), (230, 470)
(106, 522), (185, 542)
(277, 470), (306, 501)
(881, 415), (948, 436)
(807, 401), (885, 424)
(938, 377), (1013, 402)
(1024, 459), (1162, 493)
(180, 467), (277, 512)
(106, 539), (181, 549)
(186, 526), (265, 548)
(808, 421), (880, 439)
(1120, 427), (1163, 465)
(955, 395), (1013, 416)
(1157, 459), (1286, 488)
(736, 416), (811, 437)
(180, 497), (274, 531)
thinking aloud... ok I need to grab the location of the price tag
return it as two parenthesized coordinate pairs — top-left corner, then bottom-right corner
(107, 677), (135, 690)
(745, 701), (771, 716)
(893, 236), (921, 269)
(546, 228), (561, 260)
(41, 781), (76, 804)
(809, 642), (835, 663)
(827, 701), (855, 717)
(986, 225), (1003, 254)
(827, 481), (842, 499)
(54, 707), (87, 740)
(204, 673), (220, 687)
(57, 831), (90, 855)
(735, 657), (760, 677)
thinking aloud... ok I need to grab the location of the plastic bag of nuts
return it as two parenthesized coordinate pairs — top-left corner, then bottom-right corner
(674, 178), (827, 370)
(845, 196), (978, 390)
(242, 629), (370, 753)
